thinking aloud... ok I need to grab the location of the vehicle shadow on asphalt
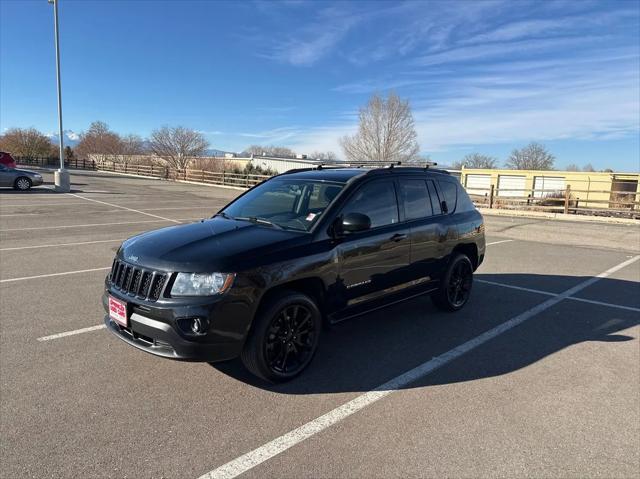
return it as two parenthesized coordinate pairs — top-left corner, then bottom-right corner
(211, 274), (639, 394)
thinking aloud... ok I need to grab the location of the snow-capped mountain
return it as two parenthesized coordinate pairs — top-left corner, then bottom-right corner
(46, 130), (80, 147)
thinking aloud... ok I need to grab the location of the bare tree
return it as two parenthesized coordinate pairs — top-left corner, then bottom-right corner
(452, 153), (498, 170)
(582, 163), (596, 172)
(149, 126), (209, 169)
(120, 134), (146, 164)
(64, 146), (74, 161)
(340, 92), (420, 164)
(565, 163), (580, 171)
(75, 121), (122, 163)
(505, 142), (555, 170)
(309, 151), (338, 161)
(0, 127), (52, 159)
(242, 145), (297, 158)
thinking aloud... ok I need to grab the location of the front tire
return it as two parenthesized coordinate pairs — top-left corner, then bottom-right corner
(432, 254), (474, 311)
(241, 290), (321, 383)
(14, 177), (32, 191)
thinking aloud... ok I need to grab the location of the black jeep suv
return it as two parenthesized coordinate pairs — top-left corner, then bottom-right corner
(103, 165), (485, 382)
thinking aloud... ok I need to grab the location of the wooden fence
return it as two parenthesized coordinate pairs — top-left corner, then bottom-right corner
(14, 157), (639, 218)
(16, 157), (271, 189)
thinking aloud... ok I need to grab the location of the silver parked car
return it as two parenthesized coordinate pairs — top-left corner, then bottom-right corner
(0, 164), (44, 191)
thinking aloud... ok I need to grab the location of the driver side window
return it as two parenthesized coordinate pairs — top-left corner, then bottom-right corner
(341, 180), (398, 228)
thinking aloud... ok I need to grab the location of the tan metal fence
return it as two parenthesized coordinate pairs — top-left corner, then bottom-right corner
(469, 183), (639, 216)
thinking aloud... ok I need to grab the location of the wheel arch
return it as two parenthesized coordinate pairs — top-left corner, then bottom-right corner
(452, 243), (479, 270)
(253, 277), (328, 326)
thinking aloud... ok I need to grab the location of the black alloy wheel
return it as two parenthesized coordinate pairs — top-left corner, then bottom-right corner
(241, 291), (321, 382)
(264, 304), (317, 375)
(432, 253), (474, 311)
(447, 259), (473, 308)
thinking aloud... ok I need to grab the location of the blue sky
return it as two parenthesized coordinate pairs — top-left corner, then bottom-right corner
(1, 0), (639, 170)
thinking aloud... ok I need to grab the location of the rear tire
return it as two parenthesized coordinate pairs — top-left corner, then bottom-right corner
(241, 290), (321, 383)
(14, 177), (32, 191)
(432, 254), (474, 312)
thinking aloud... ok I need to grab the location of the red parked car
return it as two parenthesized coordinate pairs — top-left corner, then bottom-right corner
(0, 152), (17, 169)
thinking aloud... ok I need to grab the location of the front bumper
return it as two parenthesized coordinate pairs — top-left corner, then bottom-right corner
(31, 176), (44, 186)
(104, 315), (242, 361)
(102, 288), (252, 362)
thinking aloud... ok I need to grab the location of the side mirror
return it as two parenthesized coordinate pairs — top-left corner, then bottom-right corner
(441, 201), (448, 214)
(342, 212), (371, 233)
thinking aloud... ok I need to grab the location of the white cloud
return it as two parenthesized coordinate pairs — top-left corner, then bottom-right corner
(290, 49), (640, 156)
(197, 130), (224, 136)
(287, 124), (356, 155)
(238, 126), (302, 143)
(412, 61), (640, 151)
(260, 6), (361, 66)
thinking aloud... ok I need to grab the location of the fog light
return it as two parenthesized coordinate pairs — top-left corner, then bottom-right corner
(176, 317), (209, 335)
(191, 318), (204, 334)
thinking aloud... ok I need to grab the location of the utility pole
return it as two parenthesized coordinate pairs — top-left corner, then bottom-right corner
(49, 0), (70, 192)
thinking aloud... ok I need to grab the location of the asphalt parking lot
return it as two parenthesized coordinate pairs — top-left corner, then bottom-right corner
(1, 169), (639, 479)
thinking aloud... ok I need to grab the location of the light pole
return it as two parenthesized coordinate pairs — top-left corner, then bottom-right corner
(49, 0), (70, 192)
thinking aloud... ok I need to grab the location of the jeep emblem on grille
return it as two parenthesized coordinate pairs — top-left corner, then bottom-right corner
(127, 255), (139, 263)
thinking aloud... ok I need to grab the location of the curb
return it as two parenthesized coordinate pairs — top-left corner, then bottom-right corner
(478, 207), (639, 226)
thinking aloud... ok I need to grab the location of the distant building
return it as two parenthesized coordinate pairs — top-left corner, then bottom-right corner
(248, 155), (322, 174)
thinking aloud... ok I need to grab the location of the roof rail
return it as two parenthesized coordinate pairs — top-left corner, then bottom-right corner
(278, 160), (448, 176)
(317, 160), (438, 169)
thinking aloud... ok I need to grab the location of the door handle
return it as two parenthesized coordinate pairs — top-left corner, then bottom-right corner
(390, 233), (408, 242)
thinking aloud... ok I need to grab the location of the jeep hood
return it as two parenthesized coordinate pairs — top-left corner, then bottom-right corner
(117, 217), (309, 272)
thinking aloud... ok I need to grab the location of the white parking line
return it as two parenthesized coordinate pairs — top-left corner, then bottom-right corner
(478, 279), (640, 312)
(1, 211), (87, 217)
(1, 267), (111, 283)
(37, 325), (106, 342)
(567, 296), (640, 312)
(477, 279), (555, 296)
(1, 219), (170, 231)
(67, 193), (181, 223)
(0, 206), (212, 217)
(1, 218), (200, 232)
(486, 239), (513, 246)
(0, 199), (213, 208)
(0, 238), (124, 252)
(141, 206), (212, 211)
(197, 254), (640, 479)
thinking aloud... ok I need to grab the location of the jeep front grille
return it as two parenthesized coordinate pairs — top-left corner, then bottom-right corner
(109, 259), (168, 301)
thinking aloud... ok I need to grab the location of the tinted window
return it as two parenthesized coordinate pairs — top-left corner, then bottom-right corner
(438, 180), (457, 213)
(399, 179), (432, 220)
(456, 183), (476, 212)
(308, 183), (342, 210)
(342, 180), (398, 228)
(427, 180), (442, 215)
(223, 179), (345, 231)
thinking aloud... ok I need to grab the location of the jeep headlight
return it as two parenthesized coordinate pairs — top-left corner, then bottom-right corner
(171, 272), (235, 296)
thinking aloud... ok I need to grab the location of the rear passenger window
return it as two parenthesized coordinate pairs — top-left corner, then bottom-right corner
(427, 181), (442, 215)
(438, 180), (457, 213)
(399, 179), (432, 220)
(456, 183), (476, 212)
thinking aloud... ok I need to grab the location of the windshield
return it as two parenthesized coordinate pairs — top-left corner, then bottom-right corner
(221, 178), (345, 232)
